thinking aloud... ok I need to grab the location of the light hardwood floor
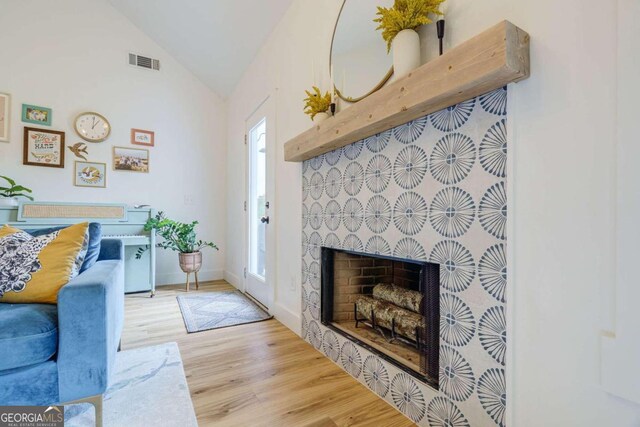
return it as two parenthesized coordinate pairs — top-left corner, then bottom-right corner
(121, 280), (415, 427)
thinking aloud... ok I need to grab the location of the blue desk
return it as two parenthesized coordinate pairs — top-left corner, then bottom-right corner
(0, 201), (156, 295)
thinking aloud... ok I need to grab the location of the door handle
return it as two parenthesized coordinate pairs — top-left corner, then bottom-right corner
(260, 216), (270, 224)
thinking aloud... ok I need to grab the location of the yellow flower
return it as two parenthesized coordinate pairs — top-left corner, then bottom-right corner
(303, 86), (332, 120)
(374, 0), (446, 52)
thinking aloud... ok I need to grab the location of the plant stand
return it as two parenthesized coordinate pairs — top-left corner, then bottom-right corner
(185, 271), (200, 292)
(179, 251), (203, 292)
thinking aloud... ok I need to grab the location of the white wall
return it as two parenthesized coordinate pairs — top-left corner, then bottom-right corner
(224, 0), (343, 327)
(601, 0), (640, 408)
(226, 0), (640, 425)
(0, 0), (227, 285)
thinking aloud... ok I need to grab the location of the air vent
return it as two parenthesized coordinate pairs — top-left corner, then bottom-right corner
(128, 53), (160, 71)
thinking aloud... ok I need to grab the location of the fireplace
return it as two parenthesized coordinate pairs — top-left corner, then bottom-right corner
(321, 247), (440, 388)
(301, 87), (510, 424)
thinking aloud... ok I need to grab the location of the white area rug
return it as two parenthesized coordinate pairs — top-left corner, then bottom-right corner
(65, 342), (197, 427)
(177, 290), (272, 333)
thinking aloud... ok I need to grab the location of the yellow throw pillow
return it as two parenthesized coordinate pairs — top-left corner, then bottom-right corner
(0, 222), (90, 304)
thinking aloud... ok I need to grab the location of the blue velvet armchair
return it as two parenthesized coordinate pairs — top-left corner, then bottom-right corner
(0, 239), (125, 425)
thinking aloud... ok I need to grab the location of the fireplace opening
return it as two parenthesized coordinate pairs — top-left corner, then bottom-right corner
(321, 247), (440, 388)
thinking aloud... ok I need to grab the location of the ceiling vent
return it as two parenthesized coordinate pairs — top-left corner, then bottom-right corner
(128, 53), (160, 71)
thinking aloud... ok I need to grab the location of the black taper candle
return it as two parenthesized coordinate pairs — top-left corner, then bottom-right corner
(437, 19), (445, 56)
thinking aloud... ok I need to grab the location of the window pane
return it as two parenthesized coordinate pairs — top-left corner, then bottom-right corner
(249, 118), (266, 278)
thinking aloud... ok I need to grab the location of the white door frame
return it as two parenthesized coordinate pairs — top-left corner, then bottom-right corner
(244, 95), (276, 310)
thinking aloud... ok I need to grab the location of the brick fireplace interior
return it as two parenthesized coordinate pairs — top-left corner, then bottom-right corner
(321, 247), (440, 387)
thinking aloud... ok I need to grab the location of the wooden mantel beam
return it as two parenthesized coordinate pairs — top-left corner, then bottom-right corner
(284, 20), (530, 162)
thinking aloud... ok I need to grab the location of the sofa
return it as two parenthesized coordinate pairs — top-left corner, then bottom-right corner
(0, 238), (125, 425)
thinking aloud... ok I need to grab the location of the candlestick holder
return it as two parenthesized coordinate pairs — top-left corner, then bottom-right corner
(437, 19), (445, 56)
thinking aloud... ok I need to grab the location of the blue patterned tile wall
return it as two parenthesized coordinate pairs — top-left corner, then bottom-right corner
(301, 87), (508, 426)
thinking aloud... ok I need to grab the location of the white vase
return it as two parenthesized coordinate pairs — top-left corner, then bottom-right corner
(0, 197), (19, 207)
(314, 112), (329, 123)
(392, 29), (421, 79)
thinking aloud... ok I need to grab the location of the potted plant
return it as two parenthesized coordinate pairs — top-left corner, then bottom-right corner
(137, 211), (218, 291)
(374, 0), (445, 79)
(0, 175), (34, 207)
(304, 86), (332, 123)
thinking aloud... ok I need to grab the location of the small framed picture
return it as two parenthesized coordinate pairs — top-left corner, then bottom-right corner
(131, 128), (154, 146)
(22, 104), (52, 126)
(0, 93), (10, 142)
(113, 146), (149, 173)
(23, 127), (65, 168)
(74, 161), (106, 188)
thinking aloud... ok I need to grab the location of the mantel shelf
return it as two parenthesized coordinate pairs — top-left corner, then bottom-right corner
(284, 20), (530, 162)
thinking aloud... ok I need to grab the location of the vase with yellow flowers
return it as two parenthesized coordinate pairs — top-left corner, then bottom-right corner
(374, 0), (445, 79)
(304, 86), (332, 123)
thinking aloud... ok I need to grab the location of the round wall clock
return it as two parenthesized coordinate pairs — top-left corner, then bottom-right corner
(74, 112), (111, 142)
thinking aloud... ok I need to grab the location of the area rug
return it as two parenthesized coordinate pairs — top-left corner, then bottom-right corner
(177, 290), (273, 333)
(65, 342), (197, 427)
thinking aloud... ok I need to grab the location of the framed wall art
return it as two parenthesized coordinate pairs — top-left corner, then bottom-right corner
(0, 93), (10, 142)
(23, 127), (65, 168)
(113, 146), (149, 173)
(22, 104), (52, 126)
(131, 128), (154, 146)
(74, 161), (106, 188)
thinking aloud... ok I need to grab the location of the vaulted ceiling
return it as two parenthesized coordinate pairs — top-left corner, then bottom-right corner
(108, 0), (294, 97)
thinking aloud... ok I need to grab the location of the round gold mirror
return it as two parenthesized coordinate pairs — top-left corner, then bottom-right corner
(330, 0), (394, 103)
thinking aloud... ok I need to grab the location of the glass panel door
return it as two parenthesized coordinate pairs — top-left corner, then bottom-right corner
(249, 118), (267, 280)
(245, 97), (274, 310)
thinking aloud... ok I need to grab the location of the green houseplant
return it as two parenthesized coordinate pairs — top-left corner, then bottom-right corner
(137, 212), (218, 291)
(0, 175), (34, 207)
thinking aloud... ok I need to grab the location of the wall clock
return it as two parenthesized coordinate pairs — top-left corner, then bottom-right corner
(74, 112), (111, 142)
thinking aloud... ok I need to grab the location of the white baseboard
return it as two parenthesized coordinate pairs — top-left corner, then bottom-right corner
(223, 270), (242, 289)
(156, 269), (223, 286)
(272, 302), (301, 336)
